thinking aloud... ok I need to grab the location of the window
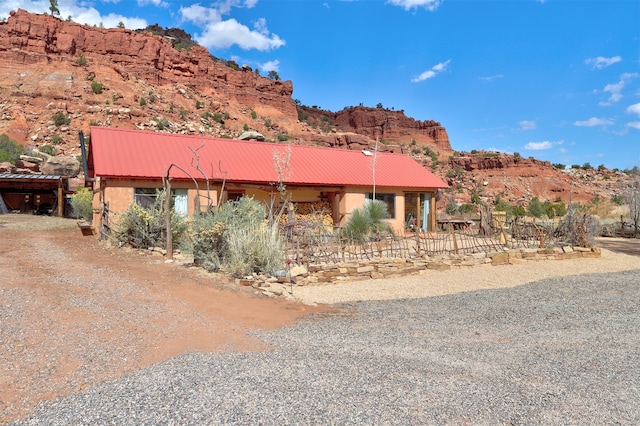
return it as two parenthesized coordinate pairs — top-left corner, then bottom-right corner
(134, 188), (188, 215)
(134, 188), (158, 209)
(365, 192), (395, 218)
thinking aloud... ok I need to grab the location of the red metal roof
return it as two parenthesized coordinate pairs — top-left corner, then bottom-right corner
(89, 127), (448, 189)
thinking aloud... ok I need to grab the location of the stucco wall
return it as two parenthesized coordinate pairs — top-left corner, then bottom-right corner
(93, 178), (439, 236)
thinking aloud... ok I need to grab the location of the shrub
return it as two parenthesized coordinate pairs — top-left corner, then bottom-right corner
(75, 55), (87, 66)
(611, 194), (625, 206)
(139, 97), (147, 107)
(552, 163), (566, 170)
(243, 123), (249, 131)
(91, 82), (103, 94)
(190, 197), (284, 276)
(343, 199), (393, 242)
(276, 132), (290, 142)
(51, 134), (62, 144)
(39, 145), (56, 156)
(250, 110), (257, 119)
(115, 191), (187, 249)
(53, 112), (71, 126)
(179, 109), (188, 119)
(0, 134), (24, 164)
(555, 204), (601, 247)
(71, 187), (93, 222)
(264, 119), (272, 129)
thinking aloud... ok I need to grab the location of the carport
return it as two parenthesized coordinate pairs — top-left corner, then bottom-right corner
(0, 174), (68, 216)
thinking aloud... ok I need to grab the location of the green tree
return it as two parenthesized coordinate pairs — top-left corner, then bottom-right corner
(117, 21), (125, 29)
(0, 134), (25, 164)
(267, 70), (280, 80)
(49, 0), (60, 16)
(527, 197), (545, 218)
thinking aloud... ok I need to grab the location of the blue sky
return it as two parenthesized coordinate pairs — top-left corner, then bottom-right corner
(2, 0), (639, 170)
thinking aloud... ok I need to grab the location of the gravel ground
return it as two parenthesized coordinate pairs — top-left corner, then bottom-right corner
(12, 269), (640, 425)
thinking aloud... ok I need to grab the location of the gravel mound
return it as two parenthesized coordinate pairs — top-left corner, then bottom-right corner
(13, 270), (640, 425)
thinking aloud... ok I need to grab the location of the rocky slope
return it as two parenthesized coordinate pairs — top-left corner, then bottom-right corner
(0, 9), (635, 212)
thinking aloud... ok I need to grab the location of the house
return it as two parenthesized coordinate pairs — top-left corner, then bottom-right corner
(87, 127), (448, 233)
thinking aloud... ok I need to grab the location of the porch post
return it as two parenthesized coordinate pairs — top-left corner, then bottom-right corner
(57, 178), (64, 217)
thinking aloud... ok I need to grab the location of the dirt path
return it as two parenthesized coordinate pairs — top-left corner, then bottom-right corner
(0, 216), (327, 424)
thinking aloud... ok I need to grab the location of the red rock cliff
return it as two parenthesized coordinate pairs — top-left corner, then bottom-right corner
(333, 107), (452, 152)
(0, 9), (296, 117)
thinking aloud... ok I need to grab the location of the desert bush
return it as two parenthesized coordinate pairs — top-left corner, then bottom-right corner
(71, 186), (93, 222)
(91, 82), (103, 94)
(0, 134), (25, 164)
(115, 190), (187, 249)
(555, 204), (601, 247)
(39, 145), (56, 156)
(276, 132), (290, 142)
(190, 197), (284, 276)
(53, 112), (70, 126)
(343, 199), (393, 242)
(51, 134), (62, 144)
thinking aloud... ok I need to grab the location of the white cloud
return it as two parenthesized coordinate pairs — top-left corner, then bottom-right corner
(518, 120), (536, 131)
(525, 142), (552, 150)
(627, 122), (640, 130)
(180, 3), (284, 51)
(574, 117), (614, 127)
(411, 59), (451, 83)
(599, 73), (639, 106)
(137, 0), (169, 7)
(386, 0), (442, 11)
(260, 60), (279, 72)
(626, 103), (640, 117)
(479, 74), (504, 81)
(0, 0), (147, 28)
(585, 56), (622, 70)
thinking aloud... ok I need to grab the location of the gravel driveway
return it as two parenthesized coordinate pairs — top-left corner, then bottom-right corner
(12, 269), (640, 425)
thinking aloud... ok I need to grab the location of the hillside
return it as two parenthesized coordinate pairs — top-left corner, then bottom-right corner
(0, 9), (635, 213)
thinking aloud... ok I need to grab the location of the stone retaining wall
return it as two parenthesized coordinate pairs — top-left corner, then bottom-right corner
(239, 246), (601, 298)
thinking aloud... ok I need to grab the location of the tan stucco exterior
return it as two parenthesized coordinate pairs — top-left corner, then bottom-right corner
(91, 178), (440, 235)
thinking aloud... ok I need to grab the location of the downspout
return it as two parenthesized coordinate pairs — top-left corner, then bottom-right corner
(79, 131), (95, 182)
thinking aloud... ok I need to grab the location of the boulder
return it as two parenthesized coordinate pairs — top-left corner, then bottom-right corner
(15, 159), (39, 172)
(238, 131), (266, 141)
(0, 162), (16, 173)
(41, 156), (81, 177)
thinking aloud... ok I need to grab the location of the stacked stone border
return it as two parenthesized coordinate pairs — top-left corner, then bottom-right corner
(241, 246), (601, 298)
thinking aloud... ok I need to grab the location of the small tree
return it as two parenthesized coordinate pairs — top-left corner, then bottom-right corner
(267, 70), (280, 81)
(0, 134), (24, 164)
(49, 0), (60, 16)
(527, 197), (545, 218)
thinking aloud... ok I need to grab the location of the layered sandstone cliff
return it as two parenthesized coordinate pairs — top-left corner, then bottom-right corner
(0, 9), (296, 117)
